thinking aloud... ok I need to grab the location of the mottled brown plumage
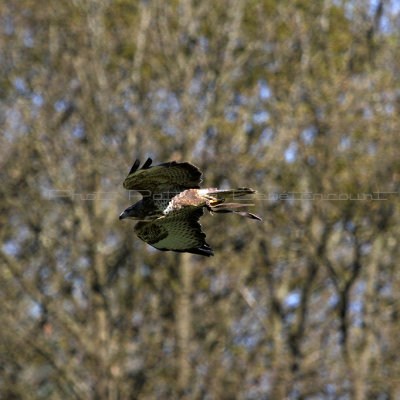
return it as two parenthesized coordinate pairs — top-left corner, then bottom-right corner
(123, 159), (202, 193)
(119, 158), (261, 256)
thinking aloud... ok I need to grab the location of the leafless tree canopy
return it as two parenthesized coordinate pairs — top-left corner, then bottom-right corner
(1, 0), (399, 398)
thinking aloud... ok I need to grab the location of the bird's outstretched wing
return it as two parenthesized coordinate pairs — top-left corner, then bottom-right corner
(123, 158), (202, 194)
(134, 207), (214, 257)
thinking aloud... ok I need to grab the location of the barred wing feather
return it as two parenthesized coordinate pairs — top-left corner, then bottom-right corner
(134, 208), (213, 257)
(123, 158), (202, 194)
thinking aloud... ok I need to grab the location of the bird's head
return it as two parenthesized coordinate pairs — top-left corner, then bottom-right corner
(119, 201), (146, 220)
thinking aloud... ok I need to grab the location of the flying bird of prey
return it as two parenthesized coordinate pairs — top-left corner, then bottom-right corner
(119, 158), (261, 256)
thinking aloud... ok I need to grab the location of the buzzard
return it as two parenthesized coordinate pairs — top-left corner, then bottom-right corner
(119, 158), (261, 256)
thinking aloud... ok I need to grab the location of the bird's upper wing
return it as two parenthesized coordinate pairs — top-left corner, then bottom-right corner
(123, 158), (203, 194)
(134, 207), (213, 257)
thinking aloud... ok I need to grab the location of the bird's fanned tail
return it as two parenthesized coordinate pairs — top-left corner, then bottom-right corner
(205, 187), (255, 199)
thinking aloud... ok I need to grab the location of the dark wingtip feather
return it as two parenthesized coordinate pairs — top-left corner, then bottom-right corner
(127, 158), (153, 176)
(128, 159), (141, 175)
(184, 246), (214, 257)
(159, 246), (214, 257)
(142, 158), (152, 169)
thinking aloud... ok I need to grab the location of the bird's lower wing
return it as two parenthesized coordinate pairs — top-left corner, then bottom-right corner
(134, 207), (214, 257)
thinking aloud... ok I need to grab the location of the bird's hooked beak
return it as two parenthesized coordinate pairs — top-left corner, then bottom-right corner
(119, 209), (147, 221)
